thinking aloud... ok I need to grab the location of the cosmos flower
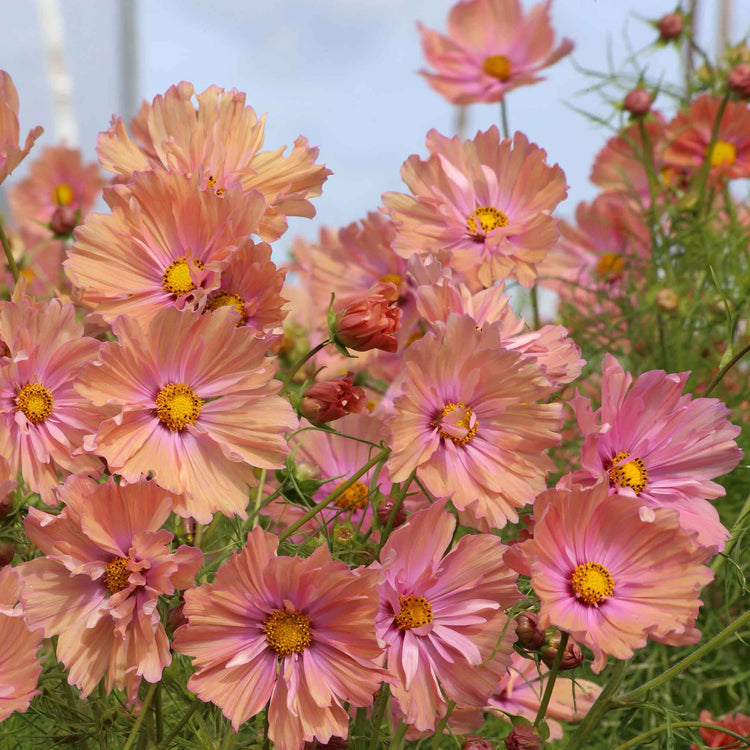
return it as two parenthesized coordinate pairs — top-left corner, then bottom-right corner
(382, 127), (568, 289)
(691, 711), (750, 750)
(418, 0), (573, 105)
(19, 477), (202, 700)
(373, 500), (519, 732)
(96, 81), (331, 241)
(172, 526), (385, 747)
(0, 70), (43, 186)
(509, 481), (714, 673)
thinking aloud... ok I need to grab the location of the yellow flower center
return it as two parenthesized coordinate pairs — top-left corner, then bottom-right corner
(379, 273), (403, 289)
(264, 610), (312, 656)
(435, 402), (478, 446)
(333, 480), (369, 510)
(103, 556), (131, 594)
(467, 206), (508, 236)
(155, 383), (203, 431)
(708, 140), (737, 168)
(52, 182), (75, 206)
(395, 595), (433, 630)
(570, 562), (614, 606)
(15, 383), (54, 424)
(608, 450), (648, 494)
(206, 290), (247, 326)
(596, 252), (625, 279)
(162, 257), (204, 296)
(482, 54), (513, 82)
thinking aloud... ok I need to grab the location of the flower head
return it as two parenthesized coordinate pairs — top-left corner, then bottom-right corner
(691, 711), (750, 749)
(332, 281), (402, 353)
(0, 70), (43, 186)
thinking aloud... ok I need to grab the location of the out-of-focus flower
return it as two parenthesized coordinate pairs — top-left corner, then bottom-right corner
(382, 128), (567, 289)
(664, 95), (750, 181)
(299, 374), (366, 424)
(418, 0), (573, 105)
(332, 281), (401, 353)
(76, 306), (297, 523)
(655, 287), (679, 311)
(508, 481), (713, 674)
(728, 63), (750, 99)
(97, 81), (331, 241)
(373, 501), (519, 732)
(505, 725), (543, 750)
(387, 314), (561, 529)
(656, 12), (684, 41)
(0, 70), (43, 186)
(20, 477), (202, 701)
(0, 541), (14, 567)
(173, 526), (385, 747)
(691, 711), (750, 749)
(623, 88), (654, 116)
(570, 354), (742, 553)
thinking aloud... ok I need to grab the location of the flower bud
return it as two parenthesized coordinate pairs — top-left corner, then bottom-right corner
(505, 725), (543, 750)
(515, 612), (547, 650)
(624, 88), (654, 117)
(655, 288), (679, 311)
(728, 63), (750, 99)
(0, 541), (15, 567)
(657, 12), (684, 40)
(166, 601), (187, 631)
(299, 374), (366, 425)
(462, 739), (495, 750)
(540, 632), (584, 671)
(0, 496), (13, 523)
(332, 282), (402, 353)
(304, 738), (348, 749)
(49, 205), (79, 237)
(376, 498), (407, 529)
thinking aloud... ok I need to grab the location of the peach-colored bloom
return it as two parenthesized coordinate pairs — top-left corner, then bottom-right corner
(418, 0), (573, 104)
(509, 481), (714, 674)
(65, 170), (265, 330)
(97, 81), (331, 241)
(77, 307), (297, 523)
(0, 70), (43, 186)
(664, 95), (750, 181)
(0, 297), (107, 503)
(0, 566), (42, 722)
(382, 127), (568, 289)
(691, 711), (750, 749)
(173, 526), (385, 747)
(20, 477), (202, 700)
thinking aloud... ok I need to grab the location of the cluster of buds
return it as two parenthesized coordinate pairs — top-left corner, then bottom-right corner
(515, 612), (584, 671)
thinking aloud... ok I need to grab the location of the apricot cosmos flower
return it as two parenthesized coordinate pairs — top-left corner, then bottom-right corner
(0, 70), (43, 186)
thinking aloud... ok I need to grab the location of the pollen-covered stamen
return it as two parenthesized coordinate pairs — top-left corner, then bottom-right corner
(333, 480), (369, 510)
(571, 562), (614, 606)
(155, 383), (203, 431)
(435, 402), (478, 446)
(206, 290), (247, 326)
(467, 206), (508, 236)
(596, 252), (625, 280)
(162, 257), (205, 296)
(708, 140), (737, 168)
(263, 610), (312, 656)
(482, 54), (512, 82)
(15, 383), (54, 424)
(206, 174), (225, 197)
(608, 450), (648, 494)
(52, 182), (75, 206)
(395, 595), (433, 630)
(103, 556), (131, 594)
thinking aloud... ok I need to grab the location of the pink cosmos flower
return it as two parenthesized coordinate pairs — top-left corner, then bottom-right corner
(664, 95), (750, 181)
(691, 711), (750, 749)
(509, 481), (714, 674)
(19, 477), (202, 700)
(487, 652), (601, 740)
(0, 70), (43, 186)
(0, 297), (107, 503)
(387, 313), (562, 529)
(65, 170), (265, 330)
(570, 354), (742, 553)
(382, 127), (568, 289)
(0, 565), (42, 722)
(418, 0), (574, 105)
(77, 306), (297, 523)
(97, 81), (331, 241)
(374, 500), (520, 732)
(172, 526), (385, 747)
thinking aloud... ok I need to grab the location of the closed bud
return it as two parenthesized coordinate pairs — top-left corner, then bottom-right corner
(377, 498), (407, 528)
(332, 281), (402, 353)
(49, 205), (79, 237)
(304, 738), (349, 749)
(657, 12), (684, 40)
(166, 601), (187, 631)
(624, 88), (654, 117)
(0, 497), (12, 523)
(505, 725), (543, 750)
(728, 63), (750, 99)
(300, 374), (366, 425)
(462, 739), (495, 750)
(0, 541), (15, 567)
(540, 632), (584, 670)
(656, 288), (679, 311)
(515, 612), (547, 650)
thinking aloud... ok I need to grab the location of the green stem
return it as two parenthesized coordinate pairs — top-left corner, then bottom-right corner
(154, 683), (163, 744)
(0, 218), (19, 283)
(695, 93), (730, 218)
(432, 701), (455, 749)
(123, 682), (158, 750)
(530, 286), (541, 330)
(278, 445), (390, 542)
(616, 609), (750, 705)
(279, 339), (330, 396)
(534, 632), (568, 730)
(614, 720), (750, 750)
(391, 721), (409, 750)
(712, 493), (750, 575)
(159, 699), (199, 748)
(704, 341), (750, 396)
(250, 469), (267, 530)
(500, 98), (510, 139)
(367, 685), (390, 750)
(377, 470), (415, 552)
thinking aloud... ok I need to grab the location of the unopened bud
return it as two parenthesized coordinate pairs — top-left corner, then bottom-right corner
(462, 739), (495, 750)
(332, 282), (402, 353)
(505, 725), (543, 750)
(0, 497), (12, 523)
(728, 63), (750, 99)
(515, 612), (547, 650)
(166, 602), (187, 631)
(49, 205), (79, 237)
(303, 738), (349, 749)
(624, 88), (654, 117)
(0, 541), (15, 567)
(299, 374), (366, 425)
(377, 498), (407, 528)
(657, 12), (684, 40)
(655, 288), (679, 311)
(540, 632), (584, 671)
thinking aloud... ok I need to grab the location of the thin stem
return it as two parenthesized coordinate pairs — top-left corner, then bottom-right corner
(712, 493), (750, 575)
(614, 720), (750, 750)
(499, 98), (510, 139)
(377, 470), (415, 553)
(159, 700), (199, 748)
(367, 685), (389, 750)
(530, 287), (541, 330)
(279, 339), (330, 396)
(391, 721), (409, 750)
(534, 632), (568, 730)
(0, 219), (19, 283)
(454, 105), (468, 139)
(154, 683), (163, 744)
(277, 445), (390, 542)
(704, 341), (750, 396)
(432, 701), (455, 749)
(123, 682), (158, 750)
(694, 93), (730, 217)
(250, 469), (267, 530)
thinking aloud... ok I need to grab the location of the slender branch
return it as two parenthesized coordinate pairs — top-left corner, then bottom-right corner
(704, 341), (750, 396)
(158, 700), (199, 748)
(123, 682), (158, 750)
(614, 720), (750, 750)
(279, 339), (330, 396)
(0, 220), (19, 283)
(535, 632), (568, 730)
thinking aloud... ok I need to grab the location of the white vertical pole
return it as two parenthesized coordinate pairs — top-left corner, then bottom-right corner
(119, 0), (139, 124)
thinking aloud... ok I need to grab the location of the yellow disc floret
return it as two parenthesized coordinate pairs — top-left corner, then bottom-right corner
(334, 480), (369, 510)
(162, 257), (204, 296)
(264, 610), (312, 656)
(395, 595), (433, 631)
(596, 252), (625, 280)
(206, 290), (247, 326)
(482, 54), (513, 82)
(15, 383), (54, 424)
(52, 182), (75, 206)
(570, 562), (614, 606)
(155, 383), (203, 431)
(467, 206), (508, 236)
(608, 450), (648, 494)
(379, 273), (403, 289)
(103, 556), (131, 594)
(435, 402), (478, 446)
(708, 140), (737, 168)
